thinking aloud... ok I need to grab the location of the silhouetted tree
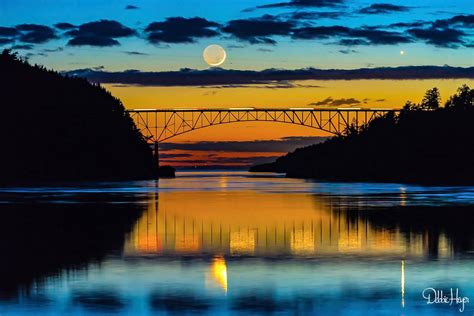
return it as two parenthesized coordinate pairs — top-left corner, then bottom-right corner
(251, 85), (474, 184)
(0, 49), (157, 181)
(421, 87), (440, 110)
(445, 84), (474, 110)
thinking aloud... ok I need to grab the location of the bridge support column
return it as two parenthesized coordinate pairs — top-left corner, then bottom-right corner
(154, 141), (160, 174)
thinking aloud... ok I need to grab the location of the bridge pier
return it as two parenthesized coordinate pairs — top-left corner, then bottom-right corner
(154, 141), (159, 173)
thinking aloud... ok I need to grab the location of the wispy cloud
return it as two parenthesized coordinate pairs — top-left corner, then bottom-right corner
(309, 97), (361, 106)
(358, 3), (411, 15)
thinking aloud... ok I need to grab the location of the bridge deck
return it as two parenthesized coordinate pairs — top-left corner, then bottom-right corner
(127, 107), (399, 112)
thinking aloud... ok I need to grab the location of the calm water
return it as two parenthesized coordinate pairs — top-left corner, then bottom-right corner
(2, 171), (474, 315)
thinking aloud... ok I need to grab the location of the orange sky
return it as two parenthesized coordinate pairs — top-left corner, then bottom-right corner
(106, 79), (473, 167)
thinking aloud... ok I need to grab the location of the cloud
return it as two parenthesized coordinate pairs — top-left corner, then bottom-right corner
(376, 14), (474, 48)
(42, 47), (64, 53)
(228, 44), (245, 49)
(0, 38), (15, 45)
(160, 153), (193, 159)
(25, 52), (48, 58)
(257, 48), (273, 52)
(201, 81), (323, 89)
(408, 27), (466, 48)
(432, 14), (474, 28)
(347, 28), (412, 45)
(292, 25), (350, 39)
(125, 5), (139, 10)
(144, 17), (220, 44)
(292, 25), (411, 45)
(338, 38), (370, 46)
(0, 26), (19, 37)
(286, 11), (344, 20)
(10, 44), (34, 50)
(309, 97), (361, 106)
(162, 155), (282, 167)
(339, 49), (357, 54)
(54, 22), (76, 30)
(69, 36), (120, 46)
(388, 21), (427, 28)
(160, 136), (327, 153)
(255, 0), (345, 9)
(64, 65), (474, 87)
(124, 51), (148, 55)
(15, 24), (58, 43)
(359, 3), (410, 14)
(222, 15), (296, 44)
(66, 20), (136, 47)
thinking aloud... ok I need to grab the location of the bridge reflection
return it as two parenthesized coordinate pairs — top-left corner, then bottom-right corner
(124, 191), (452, 258)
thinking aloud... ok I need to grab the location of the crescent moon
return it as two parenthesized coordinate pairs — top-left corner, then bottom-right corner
(203, 44), (227, 67)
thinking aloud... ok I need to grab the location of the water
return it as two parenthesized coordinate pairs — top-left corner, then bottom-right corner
(1, 171), (474, 315)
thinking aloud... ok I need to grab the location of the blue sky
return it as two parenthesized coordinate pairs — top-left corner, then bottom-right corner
(0, 0), (473, 71)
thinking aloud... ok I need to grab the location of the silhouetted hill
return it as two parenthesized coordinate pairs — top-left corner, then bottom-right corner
(0, 50), (156, 181)
(250, 85), (474, 184)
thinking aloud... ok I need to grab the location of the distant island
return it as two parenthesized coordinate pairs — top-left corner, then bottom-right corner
(250, 85), (474, 184)
(0, 50), (166, 182)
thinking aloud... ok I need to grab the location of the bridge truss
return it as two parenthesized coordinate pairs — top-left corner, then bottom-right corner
(126, 108), (399, 143)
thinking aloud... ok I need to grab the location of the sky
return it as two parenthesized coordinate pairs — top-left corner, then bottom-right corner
(1, 0), (473, 168)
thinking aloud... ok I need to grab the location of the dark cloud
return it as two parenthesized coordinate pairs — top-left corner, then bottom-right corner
(292, 25), (350, 39)
(160, 136), (328, 153)
(388, 21), (427, 28)
(54, 22), (76, 30)
(124, 51), (148, 55)
(408, 27), (466, 48)
(67, 20), (136, 47)
(309, 97), (361, 106)
(69, 36), (120, 46)
(348, 28), (411, 45)
(433, 14), (474, 28)
(162, 156), (281, 167)
(201, 81), (323, 89)
(338, 38), (370, 46)
(257, 48), (273, 52)
(42, 47), (63, 53)
(160, 153), (194, 159)
(256, 0), (345, 9)
(339, 48), (357, 54)
(222, 15), (296, 44)
(228, 44), (245, 49)
(286, 11), (344, 20)
(10, 44), (34, 50)
(0, 26), (19, 37)
(145, 17), (220, 44)
(25, 52), (48, 58)
(292, 25), (411, 45)
(67, 20), (135, 38)
(16, 24), (58, 43)
(64, 66), (474, 87)
(0, 38), (15, 45)
(359, 3), (410, 14)
(125, 5), (139, 10)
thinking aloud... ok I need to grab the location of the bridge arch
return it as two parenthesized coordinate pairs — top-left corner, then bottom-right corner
(127, 108), (397, 143)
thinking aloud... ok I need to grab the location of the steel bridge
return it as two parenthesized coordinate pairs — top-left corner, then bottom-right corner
(126, 107), (399, 144)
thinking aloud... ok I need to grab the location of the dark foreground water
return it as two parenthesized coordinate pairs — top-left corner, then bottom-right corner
(1, 171), (474, 315)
